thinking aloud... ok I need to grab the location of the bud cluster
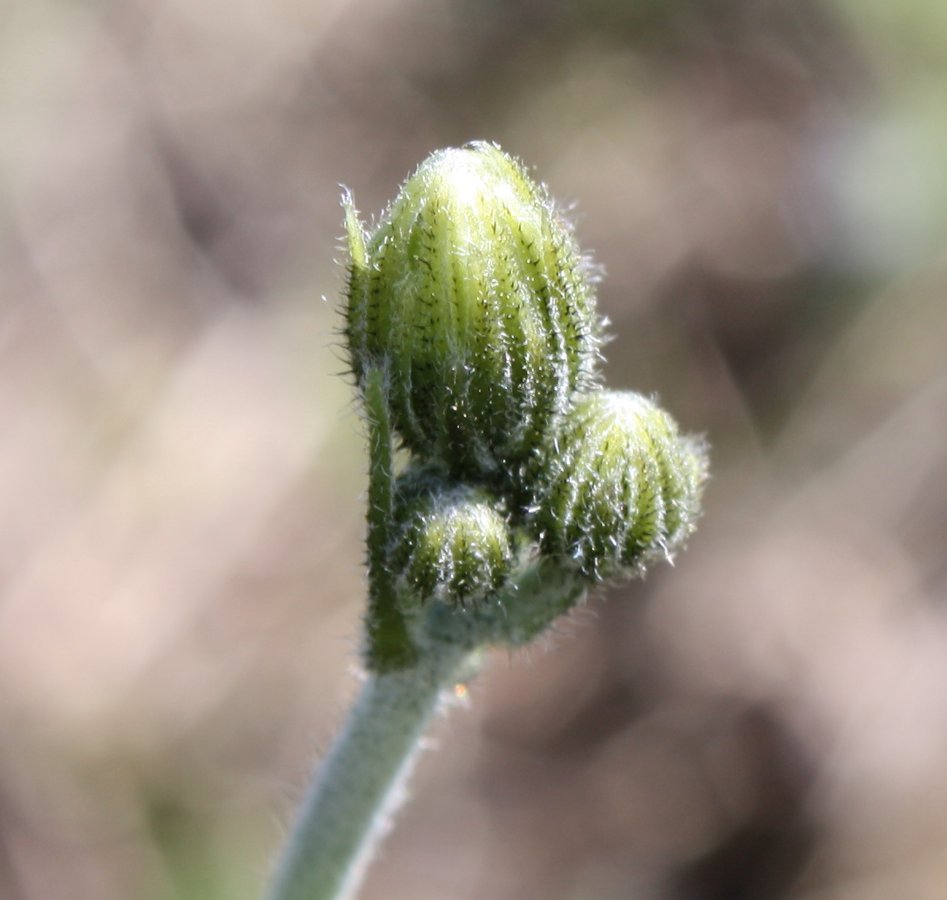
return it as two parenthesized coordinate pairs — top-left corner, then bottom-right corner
(342, 143), (707, 656)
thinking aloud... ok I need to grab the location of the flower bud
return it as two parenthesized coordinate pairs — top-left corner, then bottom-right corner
(529, 391), (707, 579)
(390, 467), (515, 608)
(344, 142), (601, 479)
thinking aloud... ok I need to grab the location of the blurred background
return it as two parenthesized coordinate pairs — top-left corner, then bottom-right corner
(3, 1), (947, 898)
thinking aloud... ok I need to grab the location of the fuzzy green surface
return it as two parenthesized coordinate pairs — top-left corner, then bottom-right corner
(344, 142), (601, 480)
(362, 368), (419, 671)
(417, 555), (588, 652)
(530, 390), (708, 579)
(389, 470), (515, 609)
(264, 646), (472, 900)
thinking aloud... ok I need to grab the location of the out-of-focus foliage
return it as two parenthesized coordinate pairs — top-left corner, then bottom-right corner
(2, 1), (947, 898)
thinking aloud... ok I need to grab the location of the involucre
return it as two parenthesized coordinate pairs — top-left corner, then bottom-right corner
(389, 467), (515, 609)
(528, 390), (707, 579)
(343, 142), (602, 480)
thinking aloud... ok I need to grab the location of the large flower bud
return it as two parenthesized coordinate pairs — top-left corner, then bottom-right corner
(390, 467), (515, 609)
(529, 391), (707, 579)
(343, 142), (601, 479)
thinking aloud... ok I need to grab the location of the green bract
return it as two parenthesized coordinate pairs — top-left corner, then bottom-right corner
(389, 468), (515, 609)
(343, 142), (601, 480)
(528, 390), (708, 579)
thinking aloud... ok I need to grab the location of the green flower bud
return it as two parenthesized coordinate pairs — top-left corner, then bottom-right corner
(343, 142), (601, 479)
(529, 391), (707, 579)
(390, 467), (515, 609)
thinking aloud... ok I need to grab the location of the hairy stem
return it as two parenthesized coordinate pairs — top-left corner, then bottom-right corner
(264, 560), (586, 900)
(265, 644), (471, 900)
(363, 367), (417, 670)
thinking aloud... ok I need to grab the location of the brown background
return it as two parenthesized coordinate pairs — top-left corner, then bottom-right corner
(3, 2), (947, 898)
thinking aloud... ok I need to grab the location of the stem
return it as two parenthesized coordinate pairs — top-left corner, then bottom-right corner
(264, 561), (586, 900)
(265, 644), (471, 900)
(363, 367), (417, 670)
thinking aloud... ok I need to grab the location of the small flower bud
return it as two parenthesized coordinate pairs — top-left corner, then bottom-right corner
(390, 467), (515, 608)
(344, 142), (601, 479)
(529, 391), (707, 579)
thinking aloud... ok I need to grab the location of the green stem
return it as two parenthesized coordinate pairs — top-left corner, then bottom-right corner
(265, 644), (471, 900)
(264, 560), (586, 900)
(363, 367), (417, 670)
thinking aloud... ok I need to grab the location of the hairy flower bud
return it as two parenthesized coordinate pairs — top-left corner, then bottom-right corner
(529, 391), (707, 579)
(390, 468), (515, 608)
(344, 142), (601, 479)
